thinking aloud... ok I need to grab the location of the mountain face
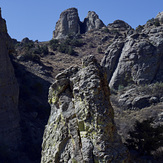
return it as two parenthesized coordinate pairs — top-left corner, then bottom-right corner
(53, 8), (105, 39)
(101, 12), (163, 89)
(0, 8), (20, 157)
(41, 56), (129, 163)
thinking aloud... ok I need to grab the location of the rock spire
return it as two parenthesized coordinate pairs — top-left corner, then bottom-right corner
(41, 56), (129, 162)
(53, 8), (105, 39)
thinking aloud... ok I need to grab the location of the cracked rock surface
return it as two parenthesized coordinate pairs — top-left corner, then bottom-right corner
(41, 56), (129, 163)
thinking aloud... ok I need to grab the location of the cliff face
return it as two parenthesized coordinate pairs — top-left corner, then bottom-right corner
(41, 56), (129, 163)
(101, 12), (163, 89)
(53, 8), (105, 39)
(0, 8), (20, 153)
(53, 8), (81, 39)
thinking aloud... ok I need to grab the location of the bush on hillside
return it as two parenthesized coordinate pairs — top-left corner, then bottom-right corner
(125, 118), (163, 156)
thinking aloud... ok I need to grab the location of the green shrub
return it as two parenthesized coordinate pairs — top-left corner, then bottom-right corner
(102, 27), (109, 33)
(147, 18), (155, 24)
(49, 39), (59, 51)
(33, 45), (48, 55)
(154, 19), (160, 27)
(23, 41), (34, 50)
(125, 118), (163, 156)
(20, 53), (40, 63)
(97, 47), (102, 53)
(136, 25), (143, 32)
(118, 85), (125, 91)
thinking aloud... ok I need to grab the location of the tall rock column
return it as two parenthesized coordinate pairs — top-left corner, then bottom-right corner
(53, 8), (81, 39)
(41, 56), (129, 163)
(0, 8), (20, 152)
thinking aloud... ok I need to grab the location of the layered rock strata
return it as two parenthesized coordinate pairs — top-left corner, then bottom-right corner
(0, 8), (20, 150)
(41, 56), (129, 163)
(53, 8), (105, 39)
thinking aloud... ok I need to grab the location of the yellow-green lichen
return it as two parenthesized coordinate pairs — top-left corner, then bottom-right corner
(72, 158), (78, 163)
(78, 121), (85, 131)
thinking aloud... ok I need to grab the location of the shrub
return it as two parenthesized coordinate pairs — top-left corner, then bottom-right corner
(154, 19), (160, 27)
(125, 118), (163, 156)
(49, 39), (59, 51)
(102, 27), (109, 33)
(136, 25), (143, 32)
(97, 47), (102, 53)
(19, 53), (40, 63)
(147, 18), (155, 24)
(33, 45), (48, 55)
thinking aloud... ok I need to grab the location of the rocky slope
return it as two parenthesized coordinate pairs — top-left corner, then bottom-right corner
(8, 7), (163, 162)
(41, 56), (129, 163)
(0, 8), (20, 161)
(101, 12), (163, 90)
(53, 8), (105, 39)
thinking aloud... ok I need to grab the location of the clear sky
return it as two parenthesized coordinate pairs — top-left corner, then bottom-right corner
(1, 0), (163, 41)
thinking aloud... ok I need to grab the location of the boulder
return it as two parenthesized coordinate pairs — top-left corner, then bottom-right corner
(41, 56), (129, 163)
(132, 96), (150, 109)
(108, 20), (132, 31)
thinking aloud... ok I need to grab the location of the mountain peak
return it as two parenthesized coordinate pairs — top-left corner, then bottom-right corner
(53, 8), (105, 39)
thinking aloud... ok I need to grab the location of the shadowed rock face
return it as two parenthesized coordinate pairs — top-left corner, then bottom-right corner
(0, 8), (20, 151)
(53, 8), (105, 39)
(101, 12), (163, 90)
(41, 56), (129, 163)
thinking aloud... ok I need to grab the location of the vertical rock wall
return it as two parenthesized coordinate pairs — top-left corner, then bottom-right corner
(53, 8), (105, 39)
(0, 8), (20, 151)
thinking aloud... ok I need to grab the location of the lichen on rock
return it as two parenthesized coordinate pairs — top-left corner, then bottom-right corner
(41, 55), (129, 163)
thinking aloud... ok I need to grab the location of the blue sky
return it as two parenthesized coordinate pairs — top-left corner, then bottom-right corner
(1, 0), (163, 41)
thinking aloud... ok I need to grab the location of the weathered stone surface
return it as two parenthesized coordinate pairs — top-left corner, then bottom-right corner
(53, 8), (105, 39)
(81, 11), (105, 33)
(108, 20), (132, 31)
(101, 12), (163, 90)
(53, 8), (80, 39)
(41, 56), (129, 162)
(0, 8), (20, 151)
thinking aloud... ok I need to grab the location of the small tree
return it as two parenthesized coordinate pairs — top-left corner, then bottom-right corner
(125, 118), (163, 156)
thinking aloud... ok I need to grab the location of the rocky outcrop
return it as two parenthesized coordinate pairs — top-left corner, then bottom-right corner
(53, 8), (105, 39)
(155, 11), (163, 24)
(101, 12), (163, 90)
(53, 8), (81, 39)
(81, 11), (105, 33)
(0, 8), (20, 155)
(108, 20), (132, 31)
(41, 56), (129, 162)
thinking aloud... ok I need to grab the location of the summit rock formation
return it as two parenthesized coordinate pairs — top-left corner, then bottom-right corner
(41, 56), (129, 163)
(0, 8), (20, 155)
(53, 8), (105, 39)
(53, 8), (81, 39)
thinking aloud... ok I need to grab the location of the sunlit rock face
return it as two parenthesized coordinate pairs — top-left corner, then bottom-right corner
(41, 56), (129, 163)
(101, 11), (163, 90)
(53, 8), (81, 39)
(53, 8), (105, 39)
